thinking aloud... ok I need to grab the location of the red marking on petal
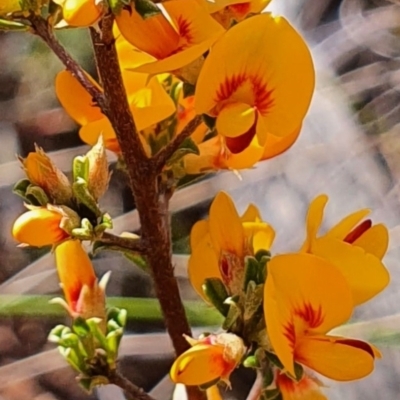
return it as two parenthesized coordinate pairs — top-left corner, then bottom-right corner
(220, 255), (230, 279)
(177, 16), (193, 44)
(335, 338), (375, 358)
(343, 219), (372, 244)
(225, 118), (257, 154)
(229, 3), (251, 18)
(283, 323), (296, 350)
(215, 74), (275, 115)
(295, 303), (324, 329)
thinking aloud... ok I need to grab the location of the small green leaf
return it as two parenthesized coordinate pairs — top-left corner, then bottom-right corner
(265, 351), (284, 370)
(108, 0), (130, 14)
(134, 0), (161, 19)
(294, 363), (304, 382)
(167, 137), (200, 166)
(261, 389), (282, 400)
(243, 281), (263, 322)
(25, 185), (49, 206)
(72, 317), (91, 337)
(202, 278), (229, 317)
(243, 355), (259, 369)
(73, 155), (89, 183)
(0, 18), (28, 31)
(222, 300), (242, 331)
(72, 178), (101, 217)
(12, 178), (31, 199)
(255, 249), (271, 263)
(243, 256), (264, 290)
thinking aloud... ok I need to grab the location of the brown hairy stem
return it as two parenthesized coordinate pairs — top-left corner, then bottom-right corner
(108, 370), (156, 400)
(99, 232), (145, 253)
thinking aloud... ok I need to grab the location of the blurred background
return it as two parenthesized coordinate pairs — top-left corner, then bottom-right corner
(1, 0), (400, 398)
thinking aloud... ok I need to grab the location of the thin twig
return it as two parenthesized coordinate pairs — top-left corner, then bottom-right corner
(108, 370), (156, 400)
(153, 115), (203, 172)
(99, 232), (145, 253)
(89, 13), (197, 359)
(28, 14), (105, 109)
(246, 370), (263, 400)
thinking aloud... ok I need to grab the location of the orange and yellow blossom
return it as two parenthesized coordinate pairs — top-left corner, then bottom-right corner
(54, 0), (103, 27)
(55, 240), (107, 320)
(188, 191), (274, 297)
(195, 13), (314, 167)
(301, 194), (390, 305)
(170, 333), (245, 386)
(115, 0), (225, 78)
(264, 253), (381, 382)
(183, 124), (301, 173)
(12, 208), (69, 247)
(276, 372), (327, 400)
(55, 57), (175, 154)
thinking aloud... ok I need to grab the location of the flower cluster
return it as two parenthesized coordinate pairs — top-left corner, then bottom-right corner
(51, 0), (314, 176)
(171, 192), (390, 399)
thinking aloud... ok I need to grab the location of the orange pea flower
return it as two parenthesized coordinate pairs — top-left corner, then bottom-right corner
(12, 208), (69, 247)
(170, 333), (245, 386)
(301, 194), (390, 305)
(264, 253), (381, 382)
(55, 240), (108, 320)
(195, 13), (314, 166)
(188, 191), (274, 297)
(115, 0), (225, 78)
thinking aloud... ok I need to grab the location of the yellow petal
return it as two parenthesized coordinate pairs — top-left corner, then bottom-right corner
(12, 209), (68, 247)
(55, 71), (103, 126)
(300, 195), (328, 253)
(188, 233), (221, 300)
(116, 9), (179, 60)
(296, 335), (376, 381)
(216, 102), (256, 138)
(129, 77), (176, 131)
(264, 253), (353, 377)
(240, 203), (262, 222)
(224, 134), (264, 169)
(79, 118), (116, 146)
(311, 236), (390, 305)
(242, 221), (275, 253)
(190, 220), (210, 251)
(195, 13), (314, 139)
(262, 126), (302, 160)
(170, 343), (227, 385)
(62, 0), (102, 27)
(55, 240), (96, 311)
(353, 223), (389, 260)
(0, 0), (21, 14)
(209, 192), (244, 257)
(327, 209), (371, 241)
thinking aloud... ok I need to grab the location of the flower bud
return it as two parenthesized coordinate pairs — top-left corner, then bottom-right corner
(170, 332), (245, 386)
(60, 0), (103, 27)
(20, 145), (73, 205)
(12, 208), (69, 247)
(55, 240), (107, 322)
(85, 136), (110, 200)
